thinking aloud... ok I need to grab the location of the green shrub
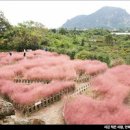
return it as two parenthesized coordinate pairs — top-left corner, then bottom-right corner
(110, 58), (125, 67)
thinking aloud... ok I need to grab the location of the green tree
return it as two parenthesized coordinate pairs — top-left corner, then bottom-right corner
(0, 11), (12, 50)
(105, 34), (113, 45)
(58, 28), (68, 35)
(0, 11), (11, 37)
(11, 21), (48, 51)
(75, 50), (94, 60)
(81, 38), (85, 46)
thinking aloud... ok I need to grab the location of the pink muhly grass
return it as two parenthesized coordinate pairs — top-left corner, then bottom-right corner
(84, 63), (108, 75)
(24, 67), (52, 80)
(0, 79), (9, 93)
(91, 71), (130, 103)
(108, 65), (130, 86)
(63, 95), (130, 124)
(81, 60), (108, 75)
(19, 56), (69, 70)
(0, 55), (12, 65)
(24, 65), (76, 81)
(31, 49), (60, 57)
(11, 53), (24, 62)
(5, 64), (26, 77)
(11, 85), (46, 105)
(13, 65), (26, 76)
(90, 73), (118, 93)
(69, 59), (108, 75)
(32, 50), (46, 55)
(0, 68), (15, 80)
(0, 64), (26, 79)
(26, 53), (35, 59)
(18, 59), (42, 70)
(0, 80), (15, 96)
(10, 80), (75, 105)
(0, 52), (8, 59)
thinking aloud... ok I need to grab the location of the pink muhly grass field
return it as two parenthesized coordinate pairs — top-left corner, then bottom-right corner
(63, 95), (130, 124)
(1, 50), (130, 111)
(63, 64), (130, 124)
(0, 78), (75, 105)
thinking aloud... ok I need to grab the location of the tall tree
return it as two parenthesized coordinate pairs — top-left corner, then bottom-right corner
(11, 21), (48, 51)
(0, 11), (12, 50)
(0, 11), (11, 37)
(105, 34), (113, 45)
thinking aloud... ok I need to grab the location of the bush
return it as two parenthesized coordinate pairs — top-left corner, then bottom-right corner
(110, 58), (125, 67)
(75, 50), (94, 60)
(75, 51), (110, 65)
(96, 53), (111, 65)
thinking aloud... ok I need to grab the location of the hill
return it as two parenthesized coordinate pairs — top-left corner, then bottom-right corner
(62, 6), (130, 29)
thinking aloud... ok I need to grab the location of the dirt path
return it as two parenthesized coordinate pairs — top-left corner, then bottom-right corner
(15, 98), (65, 124)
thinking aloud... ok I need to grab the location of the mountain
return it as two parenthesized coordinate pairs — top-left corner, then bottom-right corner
(62, 6), (130, 29)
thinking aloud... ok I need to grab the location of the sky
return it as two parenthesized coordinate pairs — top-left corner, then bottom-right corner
(0, 1), (130, 29)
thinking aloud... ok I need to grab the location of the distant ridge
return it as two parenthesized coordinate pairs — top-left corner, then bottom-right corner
(62, 6), (130, 29)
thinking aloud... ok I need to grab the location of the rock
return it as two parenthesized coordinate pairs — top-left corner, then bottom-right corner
(3, 119), (8, 123)
(0, 97), (15, 119)
(0, 116), (15, 124)
(29, 118), (45, 125)
(14, 118), (45, 125)
(14, 120), (31, 125)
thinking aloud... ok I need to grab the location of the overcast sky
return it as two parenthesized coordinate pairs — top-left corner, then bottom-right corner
(0, 1), (130, 29)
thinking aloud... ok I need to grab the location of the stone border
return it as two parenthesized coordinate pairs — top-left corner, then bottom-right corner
(14, 78), (50, 84)
(74, 75), (91, 83)
(71, 82), (91, 96)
